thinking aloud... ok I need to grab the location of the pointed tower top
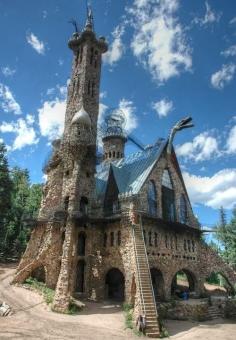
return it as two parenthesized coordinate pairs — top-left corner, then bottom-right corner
(85, 2), (94, 31)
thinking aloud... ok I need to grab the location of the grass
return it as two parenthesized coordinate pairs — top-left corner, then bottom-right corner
(24, 277), (55, 305)
(122, 303), (143, 336)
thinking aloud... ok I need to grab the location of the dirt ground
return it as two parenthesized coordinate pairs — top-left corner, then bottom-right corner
(0, 264), (236, 340)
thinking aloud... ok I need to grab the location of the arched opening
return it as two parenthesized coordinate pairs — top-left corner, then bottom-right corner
(162, 169), (175, 222)
(76, 260), (86, 293)
(77, 232), (86, 256)
(31, 265), (46, 283)
(204, 272), (234, 296)
(105, 268), (125, 301)
(151, 268), (165, 302)
(80, 196), (88, 216)
(180, 194), (187, 224)
(171, 269), (196, 299)
(147, 180), (157, 216)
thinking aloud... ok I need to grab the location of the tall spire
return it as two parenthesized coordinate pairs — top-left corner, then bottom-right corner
(85, 1), (94, 31)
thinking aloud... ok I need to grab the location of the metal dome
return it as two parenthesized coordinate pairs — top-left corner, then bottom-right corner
(71, 106), (91, 127)
(103, 108), (126, 137)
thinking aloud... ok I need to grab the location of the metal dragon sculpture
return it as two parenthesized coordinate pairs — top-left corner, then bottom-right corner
(167, 117), (194, 155)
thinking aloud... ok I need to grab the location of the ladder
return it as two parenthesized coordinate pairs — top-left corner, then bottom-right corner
(132, 218), (160, 338)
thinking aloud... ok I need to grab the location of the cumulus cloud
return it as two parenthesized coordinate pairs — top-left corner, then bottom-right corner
(0, 83), (22, 115)
(1, 66), (16, 77)
(229, 17), (236, 25)
(128, 0), (192, 84)
(0, 118), (38, 150)
(211, 63), (236, 89)
(192, 1), (221, 27)
(226, 125), (236, 154)
(221, 45), (236, 58)
(26, 32), (45, 55)
(103, 24), (125, 66)
(152, 98), (173, 118)
(38, 98), (66, 141)
(118, 98), (137, 133)
(183, 169), (236, 209)
(176, 131), (220, 162)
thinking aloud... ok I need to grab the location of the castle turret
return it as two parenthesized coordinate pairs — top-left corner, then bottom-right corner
(102, 108), (127, 162)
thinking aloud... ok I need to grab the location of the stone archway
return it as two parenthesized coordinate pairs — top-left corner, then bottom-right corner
(105, 268), (125, 301)
(150, 268), (165, 302)
(171, 268), (197, 297)
(31, 265), (46, 283)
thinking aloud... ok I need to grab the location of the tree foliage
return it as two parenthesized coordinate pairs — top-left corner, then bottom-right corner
(0, 143), (42, 258)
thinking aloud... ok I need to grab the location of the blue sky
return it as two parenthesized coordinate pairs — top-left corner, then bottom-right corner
(0, 0), (236, 228)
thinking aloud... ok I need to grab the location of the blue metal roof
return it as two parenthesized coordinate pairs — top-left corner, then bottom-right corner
(95, 138), (167, 199)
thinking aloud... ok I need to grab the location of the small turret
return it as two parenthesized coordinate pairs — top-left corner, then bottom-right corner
(102, 109), (127, 162)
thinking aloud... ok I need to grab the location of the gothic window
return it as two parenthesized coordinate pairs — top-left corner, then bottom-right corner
(90, 47), (94, 65)
(109, 152), (111, 158)
(154, 232), (158, 247)
(91, 82), (95, 97)
(113, 151), (115, 158)
(147, 180), (157, 216)
(103, 232), (107, 247)
(161, 169), (175, 222)
(110, 232), (114, 246)
(87, 80), (91, 95)
(184, 239), (187, 251)
(117, 152), (120, 158)
(64, 196), (69, 211)
(80, 196), (88, 215)
(77, 232), (86, 256)
(148, 231), (152, 246)
(117, 230), (121, 246)
(180, 194), (187, 224)
(187, 239), (191, 252)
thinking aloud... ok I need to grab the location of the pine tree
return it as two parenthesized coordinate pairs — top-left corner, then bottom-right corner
(0, 142), (12, 252)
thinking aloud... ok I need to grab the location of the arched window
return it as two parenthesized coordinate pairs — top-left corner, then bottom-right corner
(180, 194), (187, 224)
(192, 240), (195, 252)
(154, 232), (158, 247)
(117, 230), (121, 246)
(110, 232), (114, 246)
(77, 232), (86, 256)
(147, 180), (157, 216)
(113, 151), (115, 158)
(161, 169), (175, 222)
(80, 196), (88, 215)
(117, 152), (120, 158)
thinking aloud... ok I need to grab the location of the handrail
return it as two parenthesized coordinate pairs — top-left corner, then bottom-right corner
(132, 224), (146, 316)
(139, 214), (158, 320)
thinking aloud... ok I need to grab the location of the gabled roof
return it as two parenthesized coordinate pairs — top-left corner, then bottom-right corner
(95, 138), (167, 199)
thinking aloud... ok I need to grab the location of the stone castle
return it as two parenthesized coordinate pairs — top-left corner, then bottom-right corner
(13, 9), (236, 338)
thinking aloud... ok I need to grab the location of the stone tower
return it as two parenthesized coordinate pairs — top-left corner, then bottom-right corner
(13, 10), (108, 313)
(102, 109), (127, 162)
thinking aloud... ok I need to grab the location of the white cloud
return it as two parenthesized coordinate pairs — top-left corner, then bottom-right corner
(221, 45), (236, 58)
(128, 0), (192, 84)
(192, 1), (221, 27)
(0, 83), (22, 115)
(183, 169), (236, 209)
(0, 138), (3, 143)
(1, 66), (16, 77)
(211, 63), (236, 89)
(26, 32), (45, 55)
(0, 118), (38, 150)
(226, 125), (236, 154)
(229, 17), (236, 25)
(100, 91), (107, 99)
(103, 24), (125, 66)
(38, 98), (66, 140)
(118, 98), (137, 133)
(176, 131), (220, 162)
(152, 98), (173, 118)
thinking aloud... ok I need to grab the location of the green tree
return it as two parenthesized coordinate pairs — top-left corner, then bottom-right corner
(0, 142), (12, 252)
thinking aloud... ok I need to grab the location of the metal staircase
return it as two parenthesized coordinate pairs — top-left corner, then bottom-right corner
(132, 219), (160, 338)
